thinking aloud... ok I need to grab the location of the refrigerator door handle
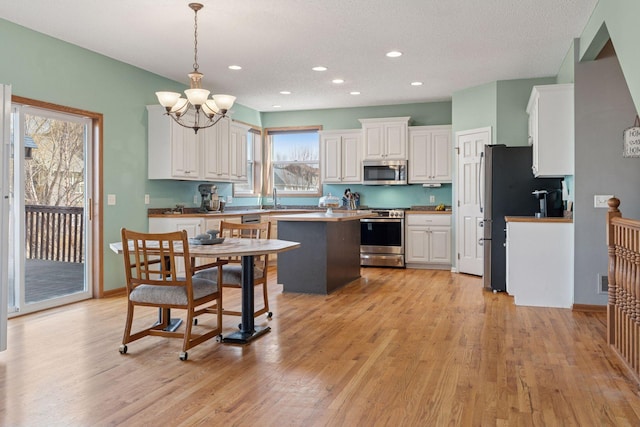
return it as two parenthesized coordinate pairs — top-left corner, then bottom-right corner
(478, 151), (484, 213)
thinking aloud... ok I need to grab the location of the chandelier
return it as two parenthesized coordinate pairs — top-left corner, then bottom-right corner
(155, 3), (235, 134)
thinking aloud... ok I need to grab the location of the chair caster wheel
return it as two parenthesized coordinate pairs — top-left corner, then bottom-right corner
(238, 323), (242, 330)
(216, 334), (223, 342)
(179, 352), (188, 361)
(193, 318), (198, 326)
(119, 344), (128, 354)
(267, 312), (273, 319)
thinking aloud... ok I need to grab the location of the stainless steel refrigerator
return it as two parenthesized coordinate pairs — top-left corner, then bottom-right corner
(481, 145), (562, 291)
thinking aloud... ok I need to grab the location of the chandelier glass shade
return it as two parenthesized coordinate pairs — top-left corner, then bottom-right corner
(155, 3), (235, 134)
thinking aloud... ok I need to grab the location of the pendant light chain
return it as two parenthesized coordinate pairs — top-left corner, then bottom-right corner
(193, 6), (199, 73)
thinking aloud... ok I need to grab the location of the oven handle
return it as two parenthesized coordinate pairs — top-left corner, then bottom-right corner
(360, 218), (404, 223)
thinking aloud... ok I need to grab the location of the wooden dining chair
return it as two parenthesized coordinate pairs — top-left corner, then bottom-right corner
(193, 220), (272, 319)
(119, 228), (226, 361)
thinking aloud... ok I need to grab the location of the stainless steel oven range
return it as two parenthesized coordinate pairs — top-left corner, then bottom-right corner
(360, 209), (405, 268)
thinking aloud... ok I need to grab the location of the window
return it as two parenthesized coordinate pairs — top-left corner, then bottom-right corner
(233, 128), (261, 196)
(267, 127), (321, 195)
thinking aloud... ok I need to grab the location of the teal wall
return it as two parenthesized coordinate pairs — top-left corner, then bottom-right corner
(580, 0), (640, 114)
(557, 40), (577, 84)
(452, 81), (497, 144)
(260, 101), (452, 130)
(496, 78), (555, 146)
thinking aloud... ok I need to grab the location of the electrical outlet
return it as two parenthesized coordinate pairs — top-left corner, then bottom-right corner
(144, 194), (150, 205)
(594, 195), (614, 208)
(429, 195), (436, 203)
(598, 274), (609, 294)
(227, 196), (233, 204)
(107, 194), (116, 205)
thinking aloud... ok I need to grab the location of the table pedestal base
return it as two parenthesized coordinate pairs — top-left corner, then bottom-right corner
(222, 325), (271, 344)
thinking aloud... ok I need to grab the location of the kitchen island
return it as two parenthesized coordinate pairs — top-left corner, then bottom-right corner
(271, 211), (376, 294)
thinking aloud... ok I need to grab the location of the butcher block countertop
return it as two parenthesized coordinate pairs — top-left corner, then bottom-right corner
(405, 210), (452, 215)
(270, 211), (377, 222)
(505, 216), (573, 224)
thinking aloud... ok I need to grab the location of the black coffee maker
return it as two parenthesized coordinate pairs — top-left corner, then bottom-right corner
(532, 189), (563, 217)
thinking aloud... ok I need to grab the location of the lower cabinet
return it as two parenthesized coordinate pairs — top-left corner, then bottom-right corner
(149, 217), (205, 276)
(405, 214), (451, 269)
(505, 220), (573, 308)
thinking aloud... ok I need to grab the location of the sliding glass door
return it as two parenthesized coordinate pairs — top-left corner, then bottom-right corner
(0, 84), (11, 351)
(7, 104), (92, 315)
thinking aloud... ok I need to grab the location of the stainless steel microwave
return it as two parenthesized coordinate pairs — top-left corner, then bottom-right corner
(362, 160), (407, 185)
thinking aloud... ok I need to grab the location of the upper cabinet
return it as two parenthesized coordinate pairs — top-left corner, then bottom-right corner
(408, 125), (452, 184)
(320, 129), (362, 183)
(148, 105), (202, 180)
(229, 121), (250, 181)
(359, 117), (410, 160)
(526, 84), (574, 177)
(148, 105), (249, 182)
(202, 117), (231, 180)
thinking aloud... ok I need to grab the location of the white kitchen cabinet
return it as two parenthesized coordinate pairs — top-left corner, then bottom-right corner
(320, 129), (362, 183)
(359, 117), (410, 160)
(505, 219), (573, 308)
(405, 214), (451, 269)
(408, 125), (452, 183)
(229, 121), (250, 181)
(526, 84), (574, 177)
(149, 217), (204, 275)
(203, 116), (231, 180)
(148, 105), (202, 180)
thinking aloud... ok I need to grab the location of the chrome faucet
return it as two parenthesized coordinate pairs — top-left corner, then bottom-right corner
(273, 187), (280, 209)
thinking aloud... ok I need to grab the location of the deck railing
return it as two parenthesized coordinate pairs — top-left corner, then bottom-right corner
(25, 205), (84, 263)
(606, 197), (640, 380)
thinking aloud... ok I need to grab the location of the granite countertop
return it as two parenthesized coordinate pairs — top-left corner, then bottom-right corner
(505, 216), (573, 224)
(147, 206), (322, 218)
(270, 211), (377, 222)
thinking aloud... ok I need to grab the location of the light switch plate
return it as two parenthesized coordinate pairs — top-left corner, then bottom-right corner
(429, 195), (436, 203)
(227, 196), (233, 204)
(594, 195), (614, 208)
(107, 194), (116, 205)
(144, 194), (150, 205)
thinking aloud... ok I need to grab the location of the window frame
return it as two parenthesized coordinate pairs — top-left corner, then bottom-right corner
(232, 126), (262, 198)
(265, 126), (322, 197)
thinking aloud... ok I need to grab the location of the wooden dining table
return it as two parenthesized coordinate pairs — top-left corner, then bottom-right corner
(110, 237), (301, 344)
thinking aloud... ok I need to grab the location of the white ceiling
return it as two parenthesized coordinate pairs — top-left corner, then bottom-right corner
(0, 0), (598, 113)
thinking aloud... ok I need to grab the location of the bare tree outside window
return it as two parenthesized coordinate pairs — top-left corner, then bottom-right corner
(24, 114), (84, 207)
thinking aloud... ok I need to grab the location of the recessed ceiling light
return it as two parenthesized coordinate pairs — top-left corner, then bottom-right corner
(386, 51), (402, 58)
(228, 65), (242, 70)
(411, 81), (423, 86)
(332, 79), (345, 84)
(272, 105), (282, 108)
(312, 66), (328, 71)
(280, 91), (291, 95)
(350, 91), (361, 95)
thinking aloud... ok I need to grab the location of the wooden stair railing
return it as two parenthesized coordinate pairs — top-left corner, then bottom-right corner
(606, 197), (640, 380)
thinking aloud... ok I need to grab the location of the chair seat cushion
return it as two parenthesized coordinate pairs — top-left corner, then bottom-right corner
(130, 277), (219, 305)
(193, 265), (264, 285)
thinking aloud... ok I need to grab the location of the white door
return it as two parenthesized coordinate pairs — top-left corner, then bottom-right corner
(0, 84), (11, 351)
(456, 128), (491, 276)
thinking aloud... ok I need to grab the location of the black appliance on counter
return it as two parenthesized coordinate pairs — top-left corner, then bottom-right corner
(481, 145), (563, 292)
(360, 209), (405, 268)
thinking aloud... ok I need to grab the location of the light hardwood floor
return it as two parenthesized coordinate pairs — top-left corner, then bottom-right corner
(1, 268), (639, 426)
